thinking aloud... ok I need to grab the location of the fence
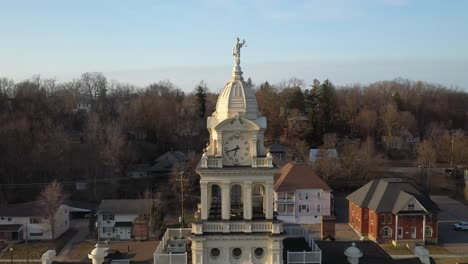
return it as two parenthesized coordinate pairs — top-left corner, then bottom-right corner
(154, 228), (191, 264)
(283, 224), (322, 264)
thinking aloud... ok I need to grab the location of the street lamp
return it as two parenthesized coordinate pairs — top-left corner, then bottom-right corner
(9, 247), (13, 264)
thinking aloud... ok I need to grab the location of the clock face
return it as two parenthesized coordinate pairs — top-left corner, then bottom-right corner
(223, 134), (250, 165)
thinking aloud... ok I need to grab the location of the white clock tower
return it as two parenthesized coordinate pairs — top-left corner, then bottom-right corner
(190, 38), (284, 264)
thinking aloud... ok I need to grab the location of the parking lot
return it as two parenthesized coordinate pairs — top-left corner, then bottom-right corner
(431, 196), (468, 245)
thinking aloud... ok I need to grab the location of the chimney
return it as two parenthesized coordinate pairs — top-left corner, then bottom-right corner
(344, 242), (363, 264)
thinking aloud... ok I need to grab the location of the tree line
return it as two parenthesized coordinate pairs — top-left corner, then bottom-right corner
(0, 73), (467, 203)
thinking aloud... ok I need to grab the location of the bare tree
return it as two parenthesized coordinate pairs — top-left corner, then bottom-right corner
(38, 180), (65, 240)
(381, 103), (400, 154)
(80, 72), (107, 101)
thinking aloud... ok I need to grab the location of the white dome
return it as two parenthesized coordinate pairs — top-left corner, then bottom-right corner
(215, 66), (258, 120)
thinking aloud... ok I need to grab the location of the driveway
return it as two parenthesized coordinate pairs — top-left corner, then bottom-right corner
(56, 219), (89, 260)
(333, 192), (349, 223)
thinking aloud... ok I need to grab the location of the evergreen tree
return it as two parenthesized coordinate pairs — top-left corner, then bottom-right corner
(195, 81), (207, 118)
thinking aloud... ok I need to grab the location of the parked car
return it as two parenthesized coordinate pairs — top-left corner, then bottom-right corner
(452, 222), (468, 231)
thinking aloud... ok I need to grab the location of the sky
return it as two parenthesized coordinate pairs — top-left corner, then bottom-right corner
(0, 0), (467, 92)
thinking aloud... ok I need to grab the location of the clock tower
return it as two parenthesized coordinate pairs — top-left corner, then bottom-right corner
(190, 39), (284, 264)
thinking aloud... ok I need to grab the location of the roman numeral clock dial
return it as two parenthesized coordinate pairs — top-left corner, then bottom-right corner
(223, 135), (250, 165)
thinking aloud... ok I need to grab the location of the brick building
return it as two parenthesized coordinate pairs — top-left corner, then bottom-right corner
(347, 178), (438, 245)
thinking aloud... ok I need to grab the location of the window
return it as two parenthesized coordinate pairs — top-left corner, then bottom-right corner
(103, 214), (114, 221)
(317, 204), (321, 213)
(30, 232), (43, 237)
(298, 193), (302, 200)
(7, 218), (11, 222)
(424, 227), (433, 237)
(103, 227), (113, 233)
(210, 248), (221, 259)
(408, 204), (415, 210)
(381, 227), (392, 238)
(232, 248), (242, 259)
(254, 248), (264, 259)
(380, 215), (385, 224)
(387, 214), (392, 224)
(317, 192), (321, 199)
(305, 193), (309, 200)
(299, 205), (309, 213)
(30, 217), (41, 224)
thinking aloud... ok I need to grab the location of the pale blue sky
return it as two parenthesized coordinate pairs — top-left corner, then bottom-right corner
(1, 0), (467, 91)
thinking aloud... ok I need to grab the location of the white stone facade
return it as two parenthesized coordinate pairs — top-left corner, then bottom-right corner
(191, 38), (284, 264)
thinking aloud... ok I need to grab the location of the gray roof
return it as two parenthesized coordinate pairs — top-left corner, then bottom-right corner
(0, 201), (44, 217)
(347, 178), (438, 213)
(268, 143), (287, 153)
(149, 151), (188, 172)
(98, 199), (153, 215)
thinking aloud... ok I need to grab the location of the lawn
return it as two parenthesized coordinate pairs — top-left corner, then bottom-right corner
(425, 245), (450, 255)
(1, 228), (77, 259)
(67, 241), (95, 260)
(379, 243), (413, 255)
(433, 257), (468, 264)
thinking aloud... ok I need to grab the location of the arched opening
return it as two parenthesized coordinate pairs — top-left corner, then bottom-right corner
(209, 184), (222, 220)
(380, 226), (393, 238)
(252, 184), (266, 219)
(230, 184), (243, 219)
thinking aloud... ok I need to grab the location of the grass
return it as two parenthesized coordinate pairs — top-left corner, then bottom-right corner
(379, 243), (413, 255)
(433, 257), (468, 264)
(425, 245), (450, 255)
(67, 241), (95, 260)
(1, 228), (77, 259)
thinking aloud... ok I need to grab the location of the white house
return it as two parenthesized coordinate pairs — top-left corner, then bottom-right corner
(97, 199), (152, 240)
(0, 201), (69, 241)
(274, 162), (333, 224)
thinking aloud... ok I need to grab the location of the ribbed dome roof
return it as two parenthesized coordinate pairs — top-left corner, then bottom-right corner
(215, 66), (259, 120)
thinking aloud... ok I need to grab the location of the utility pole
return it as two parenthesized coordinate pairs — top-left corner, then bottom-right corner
(450, 133), (454, 166)
(26, 223), (29, 264)
(176, 171), (186, 227)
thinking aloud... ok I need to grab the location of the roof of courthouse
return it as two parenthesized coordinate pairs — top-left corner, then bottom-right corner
(346, 178), (438, 213)
(0, 201), (45, 217)
(274, 162), (332, 192)
(98, 199), (153, 215)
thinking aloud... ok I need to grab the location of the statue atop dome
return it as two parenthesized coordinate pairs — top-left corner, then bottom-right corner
(232, 37), (246, 66)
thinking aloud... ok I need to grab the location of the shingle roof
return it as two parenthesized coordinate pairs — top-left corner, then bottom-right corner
(274, 162), (332, 192)
(316, 240), (432, 264)
(0, 201), (44, 217)
(98, 199), (153, 215)
(346, 178), (438, 213)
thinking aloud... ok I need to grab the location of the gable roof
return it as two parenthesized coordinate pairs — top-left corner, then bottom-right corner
(149, 150), (188, 172)
(274, 162), (332, 192)
(347, 178), (438, 213)
(0, 201), (48, 217)
(98, 199), (153, 215)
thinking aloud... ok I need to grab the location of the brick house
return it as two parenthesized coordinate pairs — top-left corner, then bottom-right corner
(347, 178), (438, 244)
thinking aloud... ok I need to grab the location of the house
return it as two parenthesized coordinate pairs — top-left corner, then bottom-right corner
(97, 199), (153, 240)
(0, 201), (69, 241)
(125, 163), (151, 179)
(347, 178), (438, 244)
(148, 150), (188, 175)
(309, 148), (338, 163)
(274, 162), (333, 224)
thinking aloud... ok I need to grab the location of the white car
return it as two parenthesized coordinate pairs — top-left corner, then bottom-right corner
(452, 222), (468, 231)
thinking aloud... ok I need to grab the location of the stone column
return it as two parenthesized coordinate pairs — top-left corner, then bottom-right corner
(222, 182), (231, 220)
(191, 239), (205, 264)
(395, 214), (399, 244)
(265, 182), (274, 219)
(243, 181), (252, 220)
(422, 214), (426, 242)
(250, 133), (258, 157)
(207, 184), (212, 217)
(217, 134), (223, 156)
(200, 182), (208, 220)
(269, 239), (283, 264)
